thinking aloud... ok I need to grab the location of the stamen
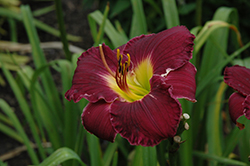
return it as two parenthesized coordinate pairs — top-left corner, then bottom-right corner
(99, 44), (115, 77)
(126, 53), (131, 67)
(117, 49), (120, 61)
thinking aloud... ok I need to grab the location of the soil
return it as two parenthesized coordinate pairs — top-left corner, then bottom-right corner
(0, 0), (97, 165)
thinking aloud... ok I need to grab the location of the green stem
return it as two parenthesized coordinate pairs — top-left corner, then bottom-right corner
(8, 18), (17, 42)
(169, 150), (178, 166)
(54, 0), (71, 60)
(195, 0), (202, 26)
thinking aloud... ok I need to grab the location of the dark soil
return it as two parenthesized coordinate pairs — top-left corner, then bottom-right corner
(0, 0), (97, 165)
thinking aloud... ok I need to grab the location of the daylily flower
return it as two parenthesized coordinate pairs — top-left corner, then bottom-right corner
(65, 26), (196, 146)
(224, 65), (250, 130)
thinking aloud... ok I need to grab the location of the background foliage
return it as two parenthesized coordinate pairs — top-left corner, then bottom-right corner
(0, 0), (250, 166)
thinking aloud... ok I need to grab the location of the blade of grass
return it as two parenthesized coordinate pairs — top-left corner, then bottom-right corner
(0, 122), (24, 143)
(142, 146), (157, 166)
(54, 0), (71, 61)
(32, 5), (55, 17)
(178, 99), (194, 166)
(0, 99), (39, 164)
(36, 147), (87, 166)
(57, 60), (78, 150)
(86, 133), (104, 166)
(156, 140), (168, 166)
(112, 151), (118, 166)
(0, 7), (81, 42)
(88, 10), (128, 48)
(103, 142), (118, 166)
(94, 3), (110, 46)
(132, 146), (143, 166)
(193, 151), (248, 166)
(238, 118), (250, 163)
(2, 64), (46, 160)
(206, 82), (227, 166)
(161, 0), (180, 29)
(8, 18), (17, 42)
(21, 5), (64, 124)
(129, 0), (147, 38)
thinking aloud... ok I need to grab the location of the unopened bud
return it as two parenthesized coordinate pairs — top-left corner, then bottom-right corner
(173, 136), (186, 144)
(173, 136), (181, 143)
(184, 122), (189, 130)
(183, 113), (190, 120)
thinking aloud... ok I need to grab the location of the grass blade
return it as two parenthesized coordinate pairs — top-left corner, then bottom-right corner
(129, 0), (147, 38)
(193, 151), (248, 166)
(206, 82), (227, 166)
(0, 99), (39, 164)
(36, 147), (87, 166)
(21, 5), (63, 124)
(88, 10), (128, 48)
(54, 0), (71, 61)
(161, 0), (180, 29)
(86, 133), (104, 166)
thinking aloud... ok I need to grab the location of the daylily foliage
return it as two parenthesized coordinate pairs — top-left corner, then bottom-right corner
(65, 26), (196, 146)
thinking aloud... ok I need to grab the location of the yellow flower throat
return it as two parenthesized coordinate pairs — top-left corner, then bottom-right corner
(99, 44), (153, 102)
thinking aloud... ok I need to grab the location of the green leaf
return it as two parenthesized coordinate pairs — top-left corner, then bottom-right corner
(86, 133), (104, 166)
(142, 146), (157, 166)
(161, 0), (180, 29)
(131, 146), (143, 166)
(129, 0), (147, 38)
(21, 5), (64, 131)
(0, 99), (39, 164)
(193, 151), (248, 166)
(206, 82), (227, 166)
(36, 147), (86, 166)
(88, 10), (128, 48)
(103, 142), (118, 166)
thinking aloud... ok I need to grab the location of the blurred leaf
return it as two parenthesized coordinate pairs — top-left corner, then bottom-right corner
(131, 146), (143, 166)
(36, 147), (86, 166)
(86, 133), (104, 166)
(129, 0), (147, 38)
(112, 151), (118, 166)
(0, 99), (39, 164)
(1, 63), (46, 161)
(110, 0), (131, 18)
(161, 0), (180, 29)
(94, 3), (110, 46)
(142, 146), (157, 166)
(193, 151), (248, 166)
(178, 3), (196, 15)
(206, 82), (227, 166)
(233, 57), (250, 68)
(88, 10), (128, 48)
(21, 5), (64, 131)
(0, 7), (81, 42)
(103, 142), (118, 166)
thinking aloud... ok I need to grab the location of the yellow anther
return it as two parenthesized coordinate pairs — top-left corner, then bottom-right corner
(126, 53), (131, 67)
(117, 49), (120, 61)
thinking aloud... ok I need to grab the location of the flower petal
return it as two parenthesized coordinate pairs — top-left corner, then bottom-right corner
(164, 62), (197, 102)
(228, 92), (245, 128)
(110, 75), (181, 146)
(65, 44), (119, 103)
(224, 65), (250, 96)
(121, 26), (195, 75)
(82, 100), (117, 142)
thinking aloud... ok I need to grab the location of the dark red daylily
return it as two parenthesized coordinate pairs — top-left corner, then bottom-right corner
(65, 26), (196, 146)
(224, 65), (250, 130)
